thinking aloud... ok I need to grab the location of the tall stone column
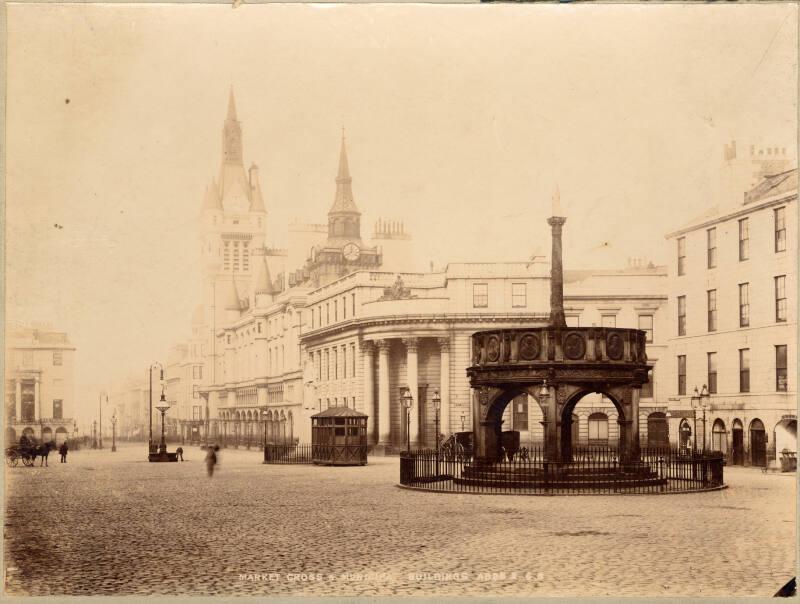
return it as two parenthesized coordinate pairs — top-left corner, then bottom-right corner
(361, 341), (376, 444)
(547, 214), (568, 329)
(34, 377), (41, 421)
(15, 379), (21, 420)
(377, 340), (391, 445)
(438, 338), (451, 436)
(404, 338), (419, 446)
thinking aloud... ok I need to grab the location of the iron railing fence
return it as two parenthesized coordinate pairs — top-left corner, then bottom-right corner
(399, 450), (724, 495)
(263, 444), (314, 464)
(429, 444), (720, 464)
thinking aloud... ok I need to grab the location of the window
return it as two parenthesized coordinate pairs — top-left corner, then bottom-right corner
(193, 385), (199, 399)
(341, 346), (347, 379)
(707, 228), (717, 269)
(588, 413), (609, 445)
(775, 207), (786, 252)
(776, 345), (788, 392)
(317, 351), (322, 381)
(775, 275), (787, 322)
(641, 368), (654, 398)
(324, 350), (330, 380)
(258, 321), (263, 334)
(707, 352), (717, 394)
(52, 399), (63, 420)
(677, 296), (686, 336)
(511, 283), (527, 308)
(677, 237), (686, 276)
(52, 350), (62, 366)
(638, 315), (653, 343)
(351, 293), (356, 317)
(22, 351), (33, 367)
(351, 344), (356, 378)
(310, 310), (314, 329)
(512, 395), (528, 430)
(707, 290), (717, 332)
(326, 303), (330, 325)
(738, 218), (749, 261)
(677, 355), (686, 396)
(334, 300), (338, 322)
(739, 348), (750, 393)
(566, 315), (580, 328)
(193, 365), (202, 380)
(601, 315), (616, 328)
(473, 283), (488, 308)
(739, 283), (749, 327)
(342, 296), (347, 320)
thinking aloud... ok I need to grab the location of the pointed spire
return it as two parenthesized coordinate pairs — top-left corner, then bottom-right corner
(227, 86), (238, 122)
(225, 278), (242, 311)
(254, 254), (277, 296)
(329, 129), (359, 215)
(248, 163), (266, 213)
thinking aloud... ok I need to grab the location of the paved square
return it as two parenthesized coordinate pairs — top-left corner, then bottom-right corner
(4, 444), (795, 596)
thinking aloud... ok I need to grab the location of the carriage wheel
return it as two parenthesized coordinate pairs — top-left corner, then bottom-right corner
(21, 455), (34, 467)
(6, 453), (18, 467)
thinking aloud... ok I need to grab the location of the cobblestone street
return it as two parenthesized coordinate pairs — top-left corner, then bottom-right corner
(4, 443), (795, 597)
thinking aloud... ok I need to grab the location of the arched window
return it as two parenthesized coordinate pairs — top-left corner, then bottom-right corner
(712, 419), (727, 453)
(750, 419), (767, 467)
(647, 412), (669, 448)
(679, 419), (692, 452)
(588, 413), (608, 445)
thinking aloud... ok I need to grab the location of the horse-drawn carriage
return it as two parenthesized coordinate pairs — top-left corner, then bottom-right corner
(5, 442), (37, 467)
(5, 440), (53, 467)
(441, 431), (474, 459)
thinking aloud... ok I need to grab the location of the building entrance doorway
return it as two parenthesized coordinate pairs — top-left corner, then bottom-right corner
(750, 419), (767, 467)
(731, 420), (744, 465)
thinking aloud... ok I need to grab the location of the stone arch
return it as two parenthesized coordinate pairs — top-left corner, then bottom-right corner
(774, 418), (797, 458)
(560, 388), (627, 461)
(480, 387), (544, 461)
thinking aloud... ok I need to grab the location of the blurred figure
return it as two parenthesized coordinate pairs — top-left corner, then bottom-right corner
(205, 444), (219, 477)
(59, 441), (68, 463)
(175, 446), (184, 461)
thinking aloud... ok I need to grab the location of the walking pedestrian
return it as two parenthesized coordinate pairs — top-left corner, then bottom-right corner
(59, 441), (68, 463)
(176, 446), (184, 461)
(205, 445), (218, 477)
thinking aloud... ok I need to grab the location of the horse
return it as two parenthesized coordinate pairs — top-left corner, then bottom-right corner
(31, 442), (54, 467)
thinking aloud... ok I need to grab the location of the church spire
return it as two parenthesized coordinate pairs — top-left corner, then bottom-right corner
(227, 86), (237, 122)
(329, 129), (359, 215)
(222, 87), (243, 165)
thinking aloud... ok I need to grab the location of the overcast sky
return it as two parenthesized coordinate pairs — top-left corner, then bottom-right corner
(5, 3), (796, 423)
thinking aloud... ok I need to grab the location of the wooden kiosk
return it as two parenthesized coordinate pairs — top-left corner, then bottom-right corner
(311, 407), (368, 466)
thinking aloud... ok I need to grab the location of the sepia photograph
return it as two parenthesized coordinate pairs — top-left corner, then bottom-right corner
(3, 2), (797, 598)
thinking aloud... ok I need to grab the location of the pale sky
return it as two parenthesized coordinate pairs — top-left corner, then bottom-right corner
(5, 3), (797, 423)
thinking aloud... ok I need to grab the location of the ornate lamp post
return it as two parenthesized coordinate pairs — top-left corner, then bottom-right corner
(402, 387), (413, 453)
(111, 414), (117, 452)
(98, 392), (107, 449)
(538, 381), (549, 455)
(460, 413), (466, 432)
(92, 420), (97, 449)
(148, 362), (164, 455)
(262, 410), (268, 453)
(155, 400), (170, 455)
(432, 388), (441, 475)
(690, 386), (710, 454)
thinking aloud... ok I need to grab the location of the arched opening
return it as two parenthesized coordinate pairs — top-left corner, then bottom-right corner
(21, 427), (35, 444)
(483, 388), (540, 462)
(588, 413), (609, 445)
(55, 427), (68, 446)
(711, 419), (727, 454)
(646, 412), (669, 448)
(731, 419), (744, 465)
(41, 427), (53, 443)
(5, 427), (16, 445)
(749, 419), (767, 467)
(774, 419), (797, 458)
(679, 419), (692, 454)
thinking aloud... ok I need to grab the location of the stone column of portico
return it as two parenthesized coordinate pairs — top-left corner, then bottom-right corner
(544, 384), (560, 462)
(15, 379), (21, 420)
(34, 377), (41, 421)
(377, 340), (391, 446)
(438, 338), (451, 437)
(630, 388), (641, 462)
(404, 338), (420, 446)
(361, 341), (376, 444)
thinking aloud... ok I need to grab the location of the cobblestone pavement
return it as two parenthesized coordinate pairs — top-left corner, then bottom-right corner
(4, 443), (795, 597)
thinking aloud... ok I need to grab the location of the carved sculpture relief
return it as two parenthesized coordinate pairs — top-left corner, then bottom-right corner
(606, 332), (624, 360)
(563, 332), (586, 360)
(518, 333), (541, 361)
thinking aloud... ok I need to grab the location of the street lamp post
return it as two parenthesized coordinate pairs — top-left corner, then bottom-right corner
(92, 420), (97, 449)
(460, 413), (466, 432)
(402, 387), (413, 454)
(261, 410), (268, 460)
(432, 388), (441, 476)
(99, 393), (107, 449)
(111, 414), (117, 452)
(155, 400), (170, 455)
(148, 362), (164, 456)
(690, 385), (711, 454)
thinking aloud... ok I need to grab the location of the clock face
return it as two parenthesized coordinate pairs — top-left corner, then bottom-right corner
(343, 242), (360, 261)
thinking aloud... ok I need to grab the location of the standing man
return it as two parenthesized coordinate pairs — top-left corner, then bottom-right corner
(175, 446), (184, 461)
(59, 441), (68, 463)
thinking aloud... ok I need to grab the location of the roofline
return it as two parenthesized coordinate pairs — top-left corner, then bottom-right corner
(665, 191), (796, 239)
